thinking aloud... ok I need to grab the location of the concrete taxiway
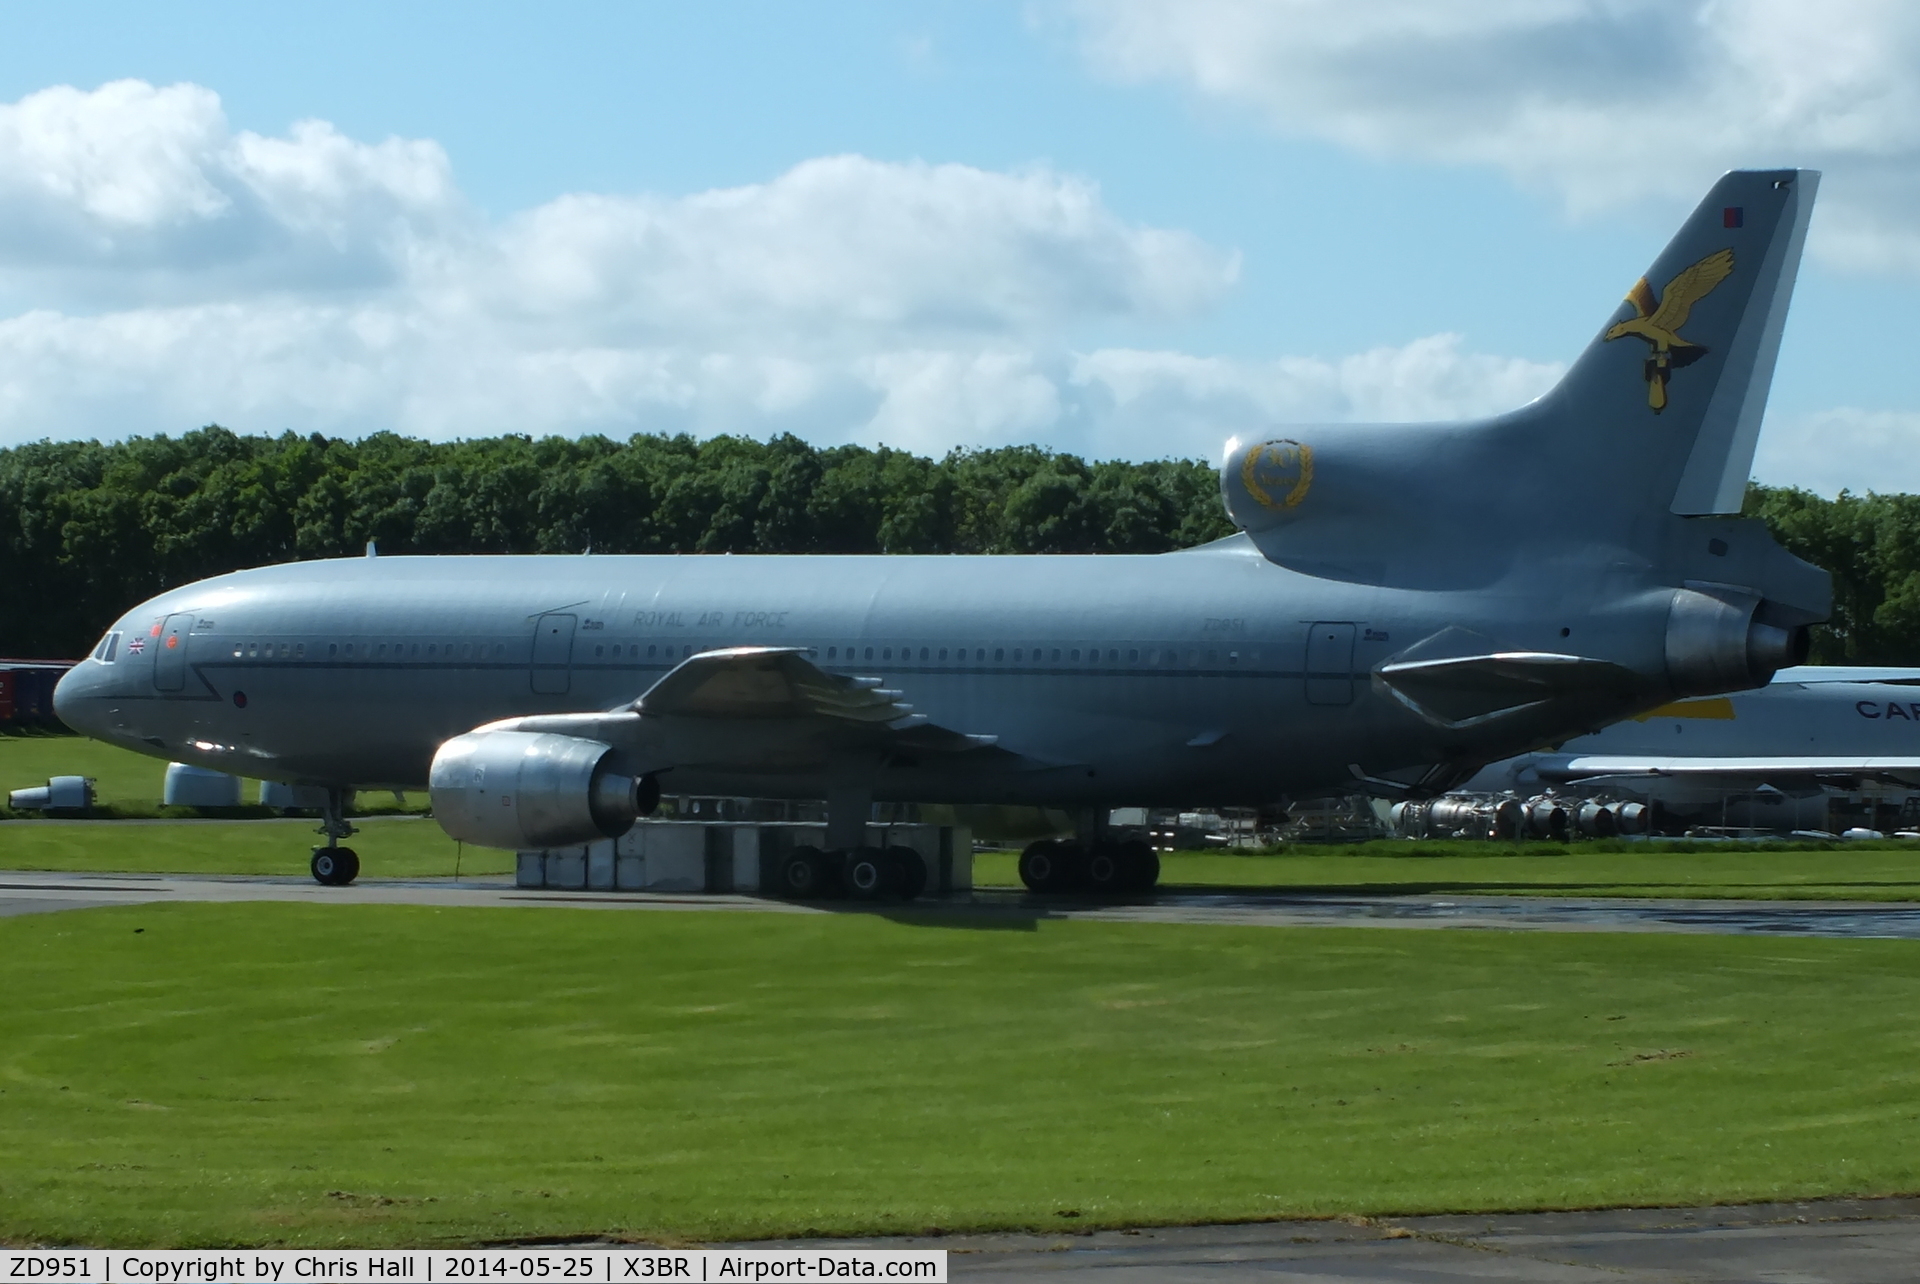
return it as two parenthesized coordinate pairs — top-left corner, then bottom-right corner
(7, 869), (1920, 939)
(769, 1197), (1920, 1281)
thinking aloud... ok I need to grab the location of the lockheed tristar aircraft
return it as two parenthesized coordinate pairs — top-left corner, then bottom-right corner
(55, 170), (1831, 896)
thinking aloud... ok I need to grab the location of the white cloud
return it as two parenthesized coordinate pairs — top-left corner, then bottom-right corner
(0, 78), (1569, 461)
(0, 80), (460, 300)
(1064, 0), (1920, 272)
(467, 155), (1236, 345)
(1752, 407), (1920, 496)
(1068, 336), (1565, 456)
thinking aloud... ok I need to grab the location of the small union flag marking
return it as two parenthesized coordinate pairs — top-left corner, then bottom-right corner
(127, 638), (146, 654)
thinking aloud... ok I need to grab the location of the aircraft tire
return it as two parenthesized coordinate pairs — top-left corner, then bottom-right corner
(1081, 843), (1126, 894)
(310, 846), (359, 886)
(775, 846), (833, 899)
(1117, 840), (1159, 893)
(887, 846), (928, 900)
(845, 846), (904, 900)
(1018, 839), (1083, 893)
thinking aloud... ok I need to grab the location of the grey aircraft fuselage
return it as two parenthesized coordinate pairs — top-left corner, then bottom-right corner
(52, 169), (1837, 824)
(62, 539), (1528, 807)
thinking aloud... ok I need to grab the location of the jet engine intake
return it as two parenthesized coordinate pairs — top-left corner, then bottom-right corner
(1665, 585), (1810, 697)
(428, 730), (652, 850)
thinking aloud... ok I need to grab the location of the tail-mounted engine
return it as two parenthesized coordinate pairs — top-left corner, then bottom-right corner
(429, 730), (657, 850)
(1665, 584), (1810, 697)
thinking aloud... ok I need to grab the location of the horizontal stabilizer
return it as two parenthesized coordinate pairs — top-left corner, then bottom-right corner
(1376, 651), (1643, 728)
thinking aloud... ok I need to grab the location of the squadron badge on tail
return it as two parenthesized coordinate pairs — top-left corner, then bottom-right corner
(1605, 248), (1735, 412)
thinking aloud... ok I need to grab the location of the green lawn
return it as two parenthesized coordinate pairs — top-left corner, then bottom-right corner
(0, 820), (509, 878)
(0, 731), (174, 809)
(0, 731), (426, 817)
(1, 903), (1917, 1245)
(976, 847), (1920, 901)
(10, 819), (1920, 899)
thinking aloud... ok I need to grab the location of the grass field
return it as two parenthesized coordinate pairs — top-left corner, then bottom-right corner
(2, 902), (1918, 1245)
(0, 819), (509, 878)
(0, 730), (425, 818)
(9, 818), (1920, 899)
(973, 845), (1920, 901)
(0, 730), (175, 809)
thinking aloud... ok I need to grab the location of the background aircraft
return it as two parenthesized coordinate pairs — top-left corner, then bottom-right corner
(1454, 666), (1920, 833)
(54, 170), (1829, 894)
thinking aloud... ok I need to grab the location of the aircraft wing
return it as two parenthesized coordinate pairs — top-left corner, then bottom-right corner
(631, 646), (1001, 754)
(482, 646), (1021, 774)
(1537, 754), (1920, 789)
(1771, 666), (1920, 686)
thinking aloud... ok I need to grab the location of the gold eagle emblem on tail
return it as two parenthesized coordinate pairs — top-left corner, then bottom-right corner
(1604, 247), (1735, 412)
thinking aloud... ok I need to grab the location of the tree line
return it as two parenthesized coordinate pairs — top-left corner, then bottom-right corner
(0, 428), (1233, 658)
(0, 425), (1903, 665)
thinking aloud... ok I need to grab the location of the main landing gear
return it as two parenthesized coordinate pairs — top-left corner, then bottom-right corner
(770, 845), (929, 902)
(1018, 838), (1159, 895)
(310, 787), (360, 887)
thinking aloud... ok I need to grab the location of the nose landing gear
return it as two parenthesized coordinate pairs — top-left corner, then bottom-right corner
(310, 787), (360, 886)
(310, 846), (360, 886)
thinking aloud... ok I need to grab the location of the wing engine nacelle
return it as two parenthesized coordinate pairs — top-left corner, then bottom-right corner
(428, 729), (655, 850)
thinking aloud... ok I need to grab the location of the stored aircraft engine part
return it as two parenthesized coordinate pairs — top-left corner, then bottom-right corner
(1524, 797), (1570, 840)
(1613, 801), (1650, 834)
(1427, 796), (1487, 837)
(162, 762), (242, 807)
(429, 730), (648, 850)
(1575, 801), (1617, 838)
(7, 774), (93, 812)
(1665, 586), (1810, 697)
(1393, 795), (1523, 841)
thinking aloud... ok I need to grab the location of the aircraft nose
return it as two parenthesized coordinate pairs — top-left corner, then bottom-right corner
(53, 662), (110, 738)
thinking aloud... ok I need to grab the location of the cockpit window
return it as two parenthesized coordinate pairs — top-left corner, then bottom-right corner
(92, 632), (120, 663)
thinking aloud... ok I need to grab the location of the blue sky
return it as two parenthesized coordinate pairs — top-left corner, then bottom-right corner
(3, 0), (1918, 494)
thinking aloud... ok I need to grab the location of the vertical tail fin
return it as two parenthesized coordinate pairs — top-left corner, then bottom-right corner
(1550, 169), (1818, 515)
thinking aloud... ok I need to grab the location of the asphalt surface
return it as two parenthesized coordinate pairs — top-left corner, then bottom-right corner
(8, 869), (1920, 939)
(772, 1197), (1920, 1281)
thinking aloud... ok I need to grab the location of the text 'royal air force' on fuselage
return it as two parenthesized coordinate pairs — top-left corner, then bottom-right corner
(54, 170), (1832, 856)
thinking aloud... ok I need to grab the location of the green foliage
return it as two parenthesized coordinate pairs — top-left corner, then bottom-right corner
(11, 432), (1912, 666)
(1745, 482), (1920, 664)
(0, 428), (1235, 658)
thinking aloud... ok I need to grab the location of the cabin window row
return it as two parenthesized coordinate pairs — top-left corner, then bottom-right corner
(592, 644), (697, 659)
(216, 639), (1259, 667)
(582, 643), (1258, 666)
(230, 641), (512, 660)
(820, 645), (1256, 666)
